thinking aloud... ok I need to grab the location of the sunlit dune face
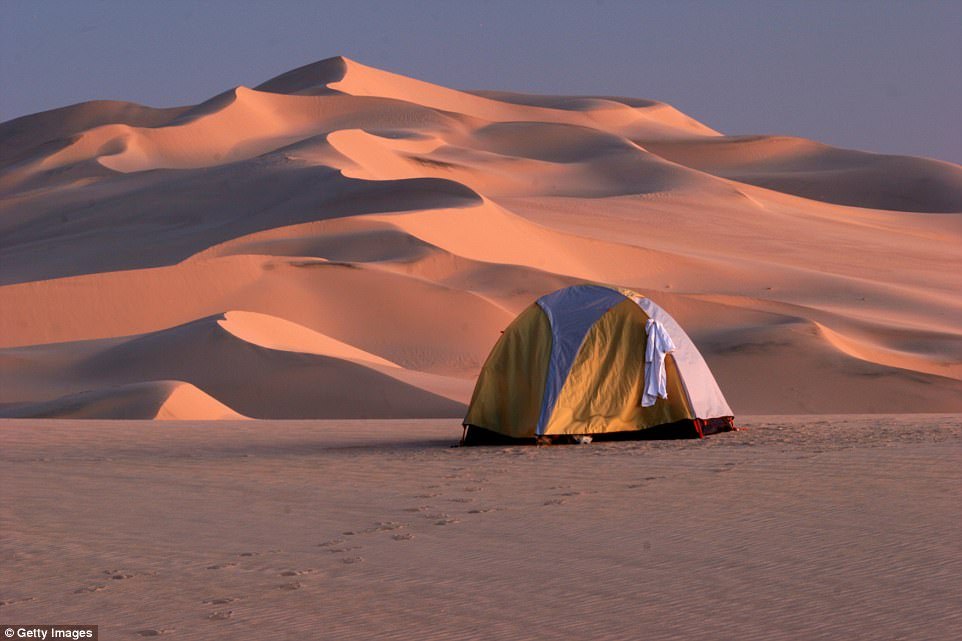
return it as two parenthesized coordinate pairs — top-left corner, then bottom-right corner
(0, 57), (959, 419)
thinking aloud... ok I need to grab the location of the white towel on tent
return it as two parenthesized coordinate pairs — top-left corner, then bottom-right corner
(642, 319), (676, 407)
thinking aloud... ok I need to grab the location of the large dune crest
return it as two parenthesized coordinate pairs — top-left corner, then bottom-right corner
(1, 56), (960, 418)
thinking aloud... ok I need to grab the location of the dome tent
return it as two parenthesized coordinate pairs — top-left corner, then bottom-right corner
(462, 284), (734, 444)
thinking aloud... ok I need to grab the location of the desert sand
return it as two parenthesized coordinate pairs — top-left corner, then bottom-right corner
(2, 57), (961, 639)
(1, 56), (960, 418)
(1, 416), (960, 640)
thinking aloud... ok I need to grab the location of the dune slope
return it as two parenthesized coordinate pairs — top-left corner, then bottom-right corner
(1, 56), (959, 418)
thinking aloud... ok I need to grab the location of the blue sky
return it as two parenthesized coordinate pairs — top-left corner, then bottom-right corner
(2, 0), (960, 163)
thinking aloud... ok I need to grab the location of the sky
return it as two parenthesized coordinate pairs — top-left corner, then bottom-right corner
(2, 0), (960, 164)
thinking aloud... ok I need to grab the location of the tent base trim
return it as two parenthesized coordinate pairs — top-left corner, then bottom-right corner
(460, 417), (734, 446)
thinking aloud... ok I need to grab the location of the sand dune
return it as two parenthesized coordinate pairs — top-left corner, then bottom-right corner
(0, 313), (468, 420)
(0, 55), (959, 418)
(0, 100), (187, 165)
(0, 380), (245, 420)
(644, 136), (962, 212)
(217, 310), (400, 367)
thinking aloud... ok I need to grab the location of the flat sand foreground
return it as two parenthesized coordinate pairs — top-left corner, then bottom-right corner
(1, 416), (960, 640)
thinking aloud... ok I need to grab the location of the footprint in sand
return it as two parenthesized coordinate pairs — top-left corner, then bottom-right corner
(375, 521), (406, 531)
(324, 546), (362, 554)
(277, 582), (302, 590)
(74, 585), (108, 593)
(341, 556), (364, 564)
(207, 610), (232, 620)
(403, 506), (429, 513)
(628, 477), (663, 488)
(238, 552), (259, 557)
(317, 538), (345, 547)
(343, 527), (381, 535)
(279, 569), (316, 577)
(136, 629), (174, 637)
(467, 508), (495, 514)
(205, 563), (237, 570)
(713, 462), (739, 472)
(106, 572), (134, 580)
(543, 498), (565, 506)
(434, 517), (459, 526)
(392, 533), (414, 541)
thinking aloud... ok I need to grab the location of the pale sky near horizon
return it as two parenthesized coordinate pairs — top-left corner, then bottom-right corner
(2, 0), (960, 163)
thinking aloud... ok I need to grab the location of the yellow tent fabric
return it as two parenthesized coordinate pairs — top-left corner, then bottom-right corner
(544, 298), (692, 435)
(463, 303), (552, 438)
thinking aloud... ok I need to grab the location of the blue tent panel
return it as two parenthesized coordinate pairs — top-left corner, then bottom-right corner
(535, 285), (627, 434)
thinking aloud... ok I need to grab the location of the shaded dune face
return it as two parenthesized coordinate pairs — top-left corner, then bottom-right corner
(644, 136), (962, 213)
(1, 56), (959, 419)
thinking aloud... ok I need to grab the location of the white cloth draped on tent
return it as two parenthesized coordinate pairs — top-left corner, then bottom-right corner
(642, 319), (675, 407)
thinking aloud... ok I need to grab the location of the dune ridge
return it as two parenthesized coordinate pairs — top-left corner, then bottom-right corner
(1, 56), (959, 418)
(0, 380), (245, 421)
